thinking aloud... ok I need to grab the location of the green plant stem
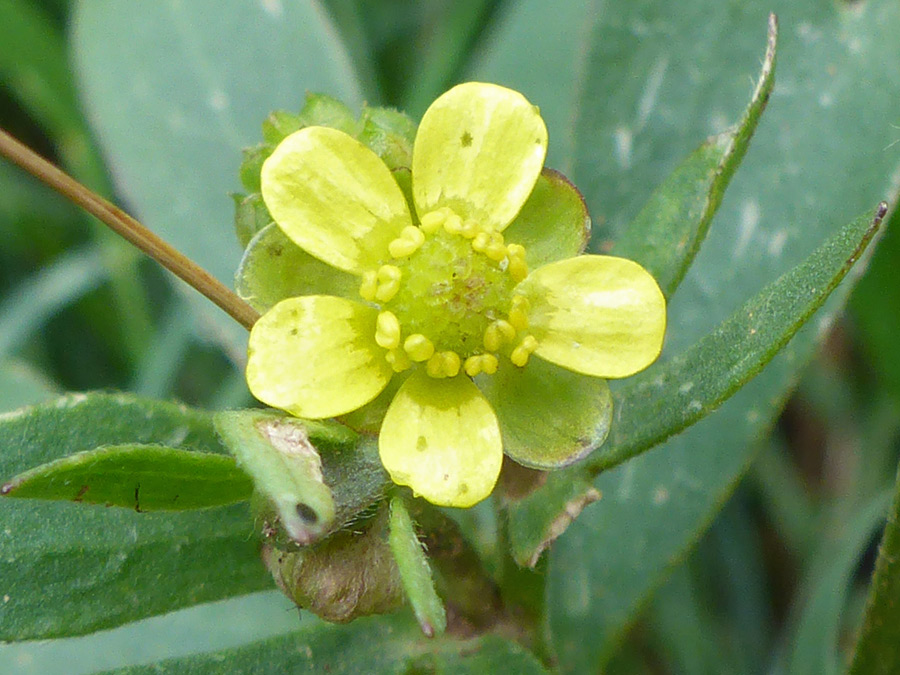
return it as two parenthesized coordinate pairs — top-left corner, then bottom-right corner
(0, 128), (260, 331)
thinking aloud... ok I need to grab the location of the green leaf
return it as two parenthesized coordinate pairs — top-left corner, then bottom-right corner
(389, 496), (447, 637)
(0, 393), (269, 640)
(475, 2), (900, 670)
(611, 15), (776, 298)
(101, 615), (548, 674)
(592, 204), (885, 473)
(72, 0), (364, 355)
(505, 203), (884, 566)
(783, 490), (893, 675)
(2, 445), (252, 511)
(848, 467), (900, 675)
(214, 411), (339, 545)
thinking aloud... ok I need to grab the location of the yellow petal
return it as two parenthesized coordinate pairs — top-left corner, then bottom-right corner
(379, 372), (502, 508)
(261, 127), (412, 274)
(246, 296), (392, 418)
(412, 82), (547, 232)
(517, 256), (666, 378)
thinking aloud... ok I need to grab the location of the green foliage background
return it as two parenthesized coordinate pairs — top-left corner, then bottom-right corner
(2, 0), (900, 673)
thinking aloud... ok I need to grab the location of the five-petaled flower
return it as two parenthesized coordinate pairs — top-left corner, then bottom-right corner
(245, 82), (666, 508)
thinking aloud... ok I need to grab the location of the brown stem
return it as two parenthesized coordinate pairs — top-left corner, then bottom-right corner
(0, 128), (260, 331)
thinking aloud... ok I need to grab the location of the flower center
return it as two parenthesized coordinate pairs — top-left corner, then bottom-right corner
(358, 208), (539, 378)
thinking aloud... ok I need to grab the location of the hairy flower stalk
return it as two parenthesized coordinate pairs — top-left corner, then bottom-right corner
(244, 82), (667, 508)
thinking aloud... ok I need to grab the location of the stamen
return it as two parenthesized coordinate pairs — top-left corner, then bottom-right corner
(508, 295), (530, 331)
(426, 351), (461, 378)
(375, 311), (401, 349)
(471, 232), (489, 253)
(359, 270), (377, 302)
(507, 244), (529, 282)
(460, 220), (480, 239)
(385, 348), (412, 372)
(375, 265), (402, 302)
(444, 213), (464, 235)
(484, 232), (507, 262)
(463, 353), (499, 377)
(388, 225), (426, 258)
(483, 319), (516, 352)
(420, 209), (447, 234)
(510, 335), (539, 367)
(403, 333), (435, 362)
(480, 353), (499, 375)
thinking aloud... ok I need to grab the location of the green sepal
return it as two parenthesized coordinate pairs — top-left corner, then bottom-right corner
(232, 192), (273, 249)
(389, 496), (447, 637)
(214, 409), (390, 546)
(359, 105), (417, 171)
(504, 169), (591, 269)
(1, 444), (252, 511)
(295, 92), (360, 136)
(235, 222), (359, 313)
(261, 109), (304, 145)
(238, 143), (271, 193)
(263, 503), (403, 623)
(478, 357), (612, 470)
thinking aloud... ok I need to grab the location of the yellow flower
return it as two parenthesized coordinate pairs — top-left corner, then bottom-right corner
(245, 82), (666, 508)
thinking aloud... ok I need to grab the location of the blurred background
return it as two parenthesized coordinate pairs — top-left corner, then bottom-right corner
(1, 1), (899, 673)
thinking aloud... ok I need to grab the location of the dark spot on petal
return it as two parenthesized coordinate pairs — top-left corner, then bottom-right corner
(296, 502), (318, 524)
(461, 131), (473, 147)
(416, 435), (428, 452)
(459, 483), (469, 494)
(289, 328), (298, 336)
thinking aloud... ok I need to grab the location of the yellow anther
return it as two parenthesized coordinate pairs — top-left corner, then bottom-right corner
(420, 209), (447, 234)
(426, 351), (461, 378)
(425, 353), (445, 378)
(484, 232), (507, 261)
(509, 295), (530, 331)
(377, 264), (401, 283)
(509, 257), (529, 282)
(444, 213), (464, 235)
(374, 265), (402, 302)
(359, 270), (377, 301)
(510, 335), (539, 368)
(464, 355), (483, 377)
(460, 220), (480, 239)
(441, 351), (461, 378)
(507, 243), (526, 258)
(388, 225), (426, 258)
(375, 279), (400, 303)
(471, 232), (489, 253)
(403, 333), (435, 362)
(375, 311), (401, 349)
(385, 348), (412, 373)
(480, 353), (499, 375)
(464, 353), (499, 377)
(483, 319), (516, 352)
(496, 319), (516, 341)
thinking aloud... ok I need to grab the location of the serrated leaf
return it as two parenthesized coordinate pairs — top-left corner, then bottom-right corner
(847, 467), (900, 675)
(100, 615), (548, 675)
(611, 15), (776, 298)
(2, 444), (252, 511)
(389, 496), (447, 637)
(0, 393), (269, 640)
(72, 0), (364, 357)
